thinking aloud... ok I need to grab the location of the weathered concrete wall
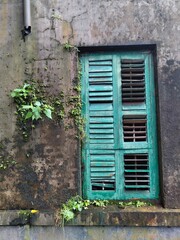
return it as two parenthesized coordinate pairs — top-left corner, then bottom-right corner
(0, 0), (179, 209)
(1, 226), (180, 240)
(0, 0), (80, 209)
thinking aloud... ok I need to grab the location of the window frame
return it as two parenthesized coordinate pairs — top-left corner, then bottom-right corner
(80, 45), (160, 201)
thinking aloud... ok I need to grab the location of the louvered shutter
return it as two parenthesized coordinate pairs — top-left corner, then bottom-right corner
(81, 52), (159, 200)
(82, 55), (119, 199)
(119, 53), (159, 199)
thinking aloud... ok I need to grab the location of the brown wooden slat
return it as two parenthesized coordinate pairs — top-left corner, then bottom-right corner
(123, 116), (147, 142)
(121, 59), (144, 64)
(121, 59), (146, 104)
(124, 153), (150, 191)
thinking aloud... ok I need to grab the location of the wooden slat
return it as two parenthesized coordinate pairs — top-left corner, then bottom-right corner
(121, 73), (144, 78)
(89, 72), (113, 77)
(91, 172), (115, 178)
(90, 129), (114, 134)
(89, 123), (114, 128)
(125, 185), (149, 188)
(121, 59), (144, 64)
(89, 85), (113, 91)
(91, 167), (115, 172)
(91, 155), (115, 161)
(89, 60), (112, 66)
(89, 92), (112, 96)
(89, 77), (112, 82)
(90, 134), (114, 139)
(89, 97), (113, 102)
(90, 139), (114, 144)
(121, 68), (144, 72)
(89, 66), (112, 72)
(90, 111), (113, 117)
(90, 103), (113, 111)
(91, 162), (115, 167)
(90, 117), (113, 123)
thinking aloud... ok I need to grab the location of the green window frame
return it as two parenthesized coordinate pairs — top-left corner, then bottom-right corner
(81, 51), (159, 200)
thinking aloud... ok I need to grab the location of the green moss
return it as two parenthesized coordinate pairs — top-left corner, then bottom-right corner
(0, 140), (16, 171)
(50, 92), (65, 124)
(68, 61), (85, 140)
(63, 42), (79, 52)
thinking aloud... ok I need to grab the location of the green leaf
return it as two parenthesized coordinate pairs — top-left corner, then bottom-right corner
(61, 209), (74, 222)
(44, 108), (52, 119)
(22, 105), (33, 109)
(11, 91), (17, 98)
(23, 83), (30, 89)
(32, 107), (41, 120)
(35, 101), (41, 107)
(25, 111), (33, 119)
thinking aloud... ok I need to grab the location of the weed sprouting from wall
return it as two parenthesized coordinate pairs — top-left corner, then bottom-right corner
(11, 81), (65, 140)
(57, 195), (153, 224)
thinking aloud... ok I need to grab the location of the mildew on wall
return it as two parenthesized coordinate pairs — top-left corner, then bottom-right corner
(0, 0), (179, 209)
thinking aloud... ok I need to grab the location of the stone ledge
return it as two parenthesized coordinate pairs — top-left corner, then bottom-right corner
(0, 207), (180, 227)
(0, 210), (55, 226)
(68, 207), (180, 227)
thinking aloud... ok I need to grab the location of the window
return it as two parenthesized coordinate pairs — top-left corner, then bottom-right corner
(81, 50), (159, 200)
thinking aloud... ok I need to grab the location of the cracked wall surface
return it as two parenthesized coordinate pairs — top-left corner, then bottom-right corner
(0, 0), (179, 209)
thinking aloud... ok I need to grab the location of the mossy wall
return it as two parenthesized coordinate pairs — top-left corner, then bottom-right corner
(0, 0), (179, 209)
(0, 0), (80, 209)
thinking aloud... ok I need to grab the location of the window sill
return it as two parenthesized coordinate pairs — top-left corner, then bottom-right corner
(1, 207), (180, 227)
(67, 206), (180, 227)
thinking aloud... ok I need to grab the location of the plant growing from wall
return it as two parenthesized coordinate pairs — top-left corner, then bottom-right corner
(11, 82), (54, 140)
(18, 209), (39, 223)
(67, 61), (85, 140)
(11, 46), (84, 141)
(50, 92), (65, 124)
(58, 195), (152, 224)
(63, 42), (79, 52)
(61, 43), (86, 140)
(118, 200), (152, 208)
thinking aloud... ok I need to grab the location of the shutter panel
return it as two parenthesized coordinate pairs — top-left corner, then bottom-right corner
(88, 58), (114, 149)
(82, 56), (118, 199)
(120, 54), (159, 199)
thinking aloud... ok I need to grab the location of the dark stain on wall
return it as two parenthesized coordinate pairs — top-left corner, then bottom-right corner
(0, 0), (179, 209)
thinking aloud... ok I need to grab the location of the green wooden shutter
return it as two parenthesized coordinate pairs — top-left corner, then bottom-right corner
(81, 54), (118, 199)
(81, 52), (159, 200)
